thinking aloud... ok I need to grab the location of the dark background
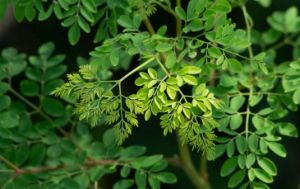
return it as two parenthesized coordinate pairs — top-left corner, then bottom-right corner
(0, 1), (299, 188)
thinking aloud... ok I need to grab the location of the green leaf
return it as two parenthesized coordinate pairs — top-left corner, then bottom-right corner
(246, 153), (256, 168)
(103, 129), (117, 148)
(74, 174), (90, 189)
(266, 142), (287, 158)
(175, 7), (186, 20)
(238, 154), (246, 169)
(117, 15), (134, 28)
(156, 172), (177, 184)
(29, 144), (46, 166)
(42, 97), (65, 117)
(20, 80), (40, 97)
(221, 157), (238, 177)
(285, 7), (299, 33)
(38, 42), (55, 58)
(78, 17), (91, 33)
(186, 19), (203, 32)
(292, 89), (300, 104)
(228, 169), (246, 188)
(121, 146), (146, 160)
(43, 65), (67, 81)
(0, 111), (20, 128)
(140, 155), (163, 168)
(278, 122), (298, 137)
(254, 168), (273, 183)
(68, 23), (81, 45)
(187, 0), (207, 20)
(255, 0), (271, 7)
(166, 87), (176, 100)
(182, 75), (198, 85)
(120, 166), (131, 178)
(148, 68), (157, 79)
(0, 82), (9, 95)
(257, 157), (277, 176)
(135, 170), (147, 188)
(235, 135), (247, 154)
(155, 43), (173, 52)
(149, 175), (160, 189)
(44, 79), (64, 95)
(208, 144), (226, 160)
(166, 52), (177, 69)
(178, 66), (202, 75)
(15, 145), (30, 165)
(207, 47), (222, 58)
(248, 134), (259, 152)
(230, 96), (245, 111)
(248, 168), (256, 181)
(0, 95), (11, 111)
(82, 0), (97, 13)
(25, 67), (43, 81)
(230, 114), (243, 130)
(226, 140), (235, 157)
(60, 178), (81, 189)
(228, 59), (242, 72)
(252, 181), (270, 189)
(110, 50), (119, 66)
(145, 109), (151, 121)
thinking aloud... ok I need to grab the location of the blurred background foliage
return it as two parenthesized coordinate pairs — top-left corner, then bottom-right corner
(0, 0), (299, 188)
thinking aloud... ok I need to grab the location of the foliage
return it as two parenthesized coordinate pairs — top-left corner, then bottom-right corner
(0, 43), (175, 188)
(0, 0), (299, 189)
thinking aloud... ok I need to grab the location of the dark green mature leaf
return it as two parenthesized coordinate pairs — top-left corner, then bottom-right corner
(175, 7), (186, 20)
(135, 170), (147, 188)
(113, 179), (134, 189)
(266, 142), (287, 157)
(68, 23), (81, 45)
(120, 146), (146, 160)
(0, 82), (9, 95)
(20, 80), (39, 96)
(221, 157), (238, 177)
(236, 136), (247, 154)
(0, 111), (19, 128)
(228, 169), (246, 188)
(230, 114), (243, 130)
(254, 168), (273, 183)
(29, 144), (46, 166)
(230, 96), (245, 111)
(156, 172), (177, 184)
(149, 175), (160, 189)
(257, 157), (277, 176)
(42, 97), (65, 117)
(278, 123), (298, 137)
(0, 95), (11, 111)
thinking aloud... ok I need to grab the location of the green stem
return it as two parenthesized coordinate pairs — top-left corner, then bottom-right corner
(0, 155), (21, 172)
(155, 2), (177, 18)
(176, 0), (182, 36)
(241, 5), (254, 59)
(177, 135), (210, 189)
(157, 57), (210, 189)
(143, 17), (155, 35)
(119, 57), (155, 83)
(9, 87), (52, 122)
(8, 87), (68, 136)
(241, 5), (254, 141)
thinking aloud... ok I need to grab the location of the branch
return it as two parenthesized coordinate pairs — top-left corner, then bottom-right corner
(176, 0), (182, 36)
(8, 87), (68, 136)
(177, 135), (210, 189)
(143, 17), (155, 35)
(13, 159), (117, 176)
(0, 155), (22, 173)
